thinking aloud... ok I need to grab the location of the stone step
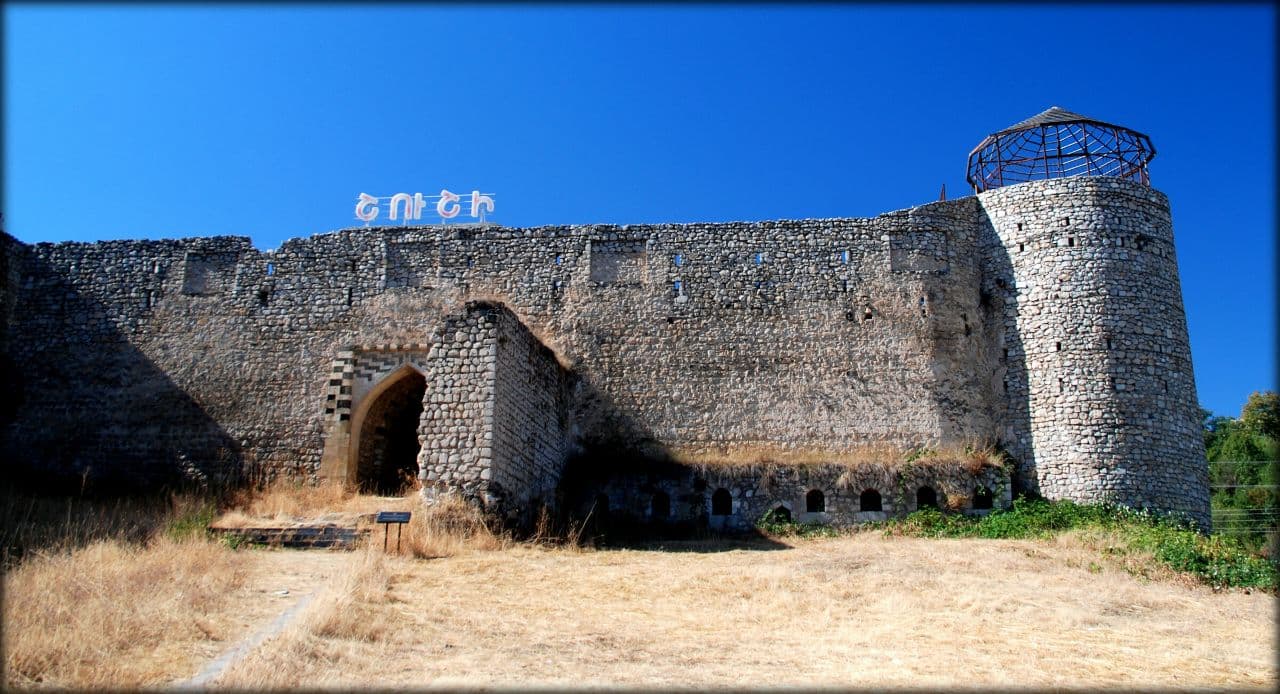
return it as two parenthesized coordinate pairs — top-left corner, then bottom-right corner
(209, 524), (371, 550)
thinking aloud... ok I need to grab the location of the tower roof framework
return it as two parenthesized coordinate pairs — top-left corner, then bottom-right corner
(966, 106), (1156, 193)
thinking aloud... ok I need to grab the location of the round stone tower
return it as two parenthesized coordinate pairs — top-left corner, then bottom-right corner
(972, 107), (1210, 528)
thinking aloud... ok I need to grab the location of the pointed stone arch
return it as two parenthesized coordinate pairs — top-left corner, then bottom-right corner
(348, 363), (427, 492)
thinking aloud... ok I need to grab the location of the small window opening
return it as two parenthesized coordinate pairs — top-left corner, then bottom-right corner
(349, 259), (357, 272)
(346, 287), (353, 306)
(769, 505), (792, 523)
(1118, 237), (1126, 247)
(152, 261), (161, 274)
(1067, 236), (1075, 247)
(754, 252), (764, 265)
(916, 486), (938, 510)
(845, 310), (856, 322)
(256, 288), (269, 307)
(1055, 341), (1062, 352)
(1003, 378), (1009, 393)
(973, 486), (993, 510)
(651, 490), (670, 520)
(552, 279), (563, 291)
(711, 488), (732, 516)
(1018, 242), (1025, 252)
(962, 313), (971, 337)
(1058, 378), (1065, 393)
(1002, 347), (1010, 359)
(266, 262), (276, 276)
(840, 279), (848, 293)
(860, 489), (882, 512)
(919, 296), (927, 318)
(806, 489), (825, 513)
(1106, 337), (1112, 350)
(1016, 223), (1023, 232)
(673, 280), (683, 293)
(674, 253), (684, 267)
(863, 305), (873, 321)
(1062, 217), (1071, 227)
(144, 291), (153, 308)
(555, 254), (563, 265)
(841, 249), (850, 264)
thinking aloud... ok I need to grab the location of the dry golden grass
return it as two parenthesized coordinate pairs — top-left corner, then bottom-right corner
(3, 536), (246, 689)
(213, 546), (397, 689)
(207, 532), (1278, 690)
(677, 441), (1007, 483)
(0, 489), (209, 561)
(394, 494), (510, 558)
(213, 480), (416, 528)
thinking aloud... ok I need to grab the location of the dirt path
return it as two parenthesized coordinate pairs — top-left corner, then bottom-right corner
(169, 549), (349, 689)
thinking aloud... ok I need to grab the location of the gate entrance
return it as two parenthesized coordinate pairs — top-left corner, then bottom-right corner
(354, 368), (426, 494)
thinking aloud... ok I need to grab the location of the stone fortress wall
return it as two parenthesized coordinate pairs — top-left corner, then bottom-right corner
(0, 175), (1209, 528)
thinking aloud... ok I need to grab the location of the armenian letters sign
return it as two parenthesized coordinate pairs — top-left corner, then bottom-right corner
(355, 189), (495, 224)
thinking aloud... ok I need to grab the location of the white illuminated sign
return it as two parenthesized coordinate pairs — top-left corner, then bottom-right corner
(354, 189), (495, 224)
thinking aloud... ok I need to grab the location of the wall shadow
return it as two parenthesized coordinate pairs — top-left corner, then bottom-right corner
(1, 238), (242, 496)
(973, 208), (1036, 497)
(553, 373), (790, 551)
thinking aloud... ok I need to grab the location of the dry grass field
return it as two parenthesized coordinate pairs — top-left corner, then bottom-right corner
(4, 484), (1276, 691)
(212, 533), (1276, 691)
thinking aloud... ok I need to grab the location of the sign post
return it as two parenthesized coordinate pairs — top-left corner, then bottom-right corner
(375, 511), (412, 552)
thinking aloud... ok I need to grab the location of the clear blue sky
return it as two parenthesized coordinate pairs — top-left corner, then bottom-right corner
(3, 4), (1274, 418)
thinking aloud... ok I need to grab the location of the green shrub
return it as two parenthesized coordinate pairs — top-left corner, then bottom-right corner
(164, 500), (216, 542)
(879, 496), (1277, 590)
(755, 509), (840, 538)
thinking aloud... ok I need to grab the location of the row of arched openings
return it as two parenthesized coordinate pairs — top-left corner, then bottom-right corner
(698, 484), (993, 517)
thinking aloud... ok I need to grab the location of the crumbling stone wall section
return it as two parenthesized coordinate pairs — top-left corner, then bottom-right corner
(978, 177), (1209, 527)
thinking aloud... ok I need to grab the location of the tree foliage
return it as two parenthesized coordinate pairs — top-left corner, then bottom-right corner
(1240, 391), (1280, 441)
(1203, 392), (1278, 554)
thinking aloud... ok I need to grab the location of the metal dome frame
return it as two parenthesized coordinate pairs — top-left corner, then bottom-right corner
(966, 107), (1156, 193)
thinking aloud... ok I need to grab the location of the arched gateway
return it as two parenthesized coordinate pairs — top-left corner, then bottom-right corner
(317, 301), (575, 522)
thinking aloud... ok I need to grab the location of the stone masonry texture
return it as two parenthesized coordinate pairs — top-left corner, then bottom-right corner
(0, 176), (1209, 528)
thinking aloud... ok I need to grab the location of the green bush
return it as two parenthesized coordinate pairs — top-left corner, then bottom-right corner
(755, 508), (840, 538)
(164, 501), (216, 542)
(879, 497), (1277, 590)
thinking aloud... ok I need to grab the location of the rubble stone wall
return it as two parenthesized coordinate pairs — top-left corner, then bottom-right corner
(0, 176), (1209, 527)
(978, 177), (1208, 526)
